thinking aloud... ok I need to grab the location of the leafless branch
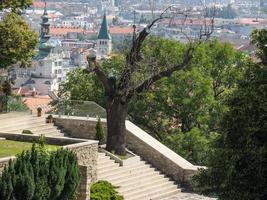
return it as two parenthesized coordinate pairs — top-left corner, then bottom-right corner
(86, 59), (113, 95)
(127, 46), (195, 100)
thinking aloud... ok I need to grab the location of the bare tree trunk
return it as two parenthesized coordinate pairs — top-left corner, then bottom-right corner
(106, 98), (128, 155)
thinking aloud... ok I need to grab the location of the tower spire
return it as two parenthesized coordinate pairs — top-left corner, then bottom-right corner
(36, 0), (52, 60)
(98, 12), (111, 40)
(44, 1), (47, 15)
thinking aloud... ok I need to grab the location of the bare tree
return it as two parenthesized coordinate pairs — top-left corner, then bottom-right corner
(87, 6), (214, 155)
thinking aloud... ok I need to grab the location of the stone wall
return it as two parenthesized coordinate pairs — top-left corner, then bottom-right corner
(54, 117), (100, 140)
(65, 141), (98, 184)
(0, 157), (15, 175)
(53, 116), (202, 187)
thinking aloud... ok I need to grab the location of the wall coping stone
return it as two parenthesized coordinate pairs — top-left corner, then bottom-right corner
(125, 120), (196, 170)
(0, 156), (16, 163)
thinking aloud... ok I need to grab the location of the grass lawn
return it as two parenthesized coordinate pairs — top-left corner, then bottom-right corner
(0, 140), (58, 158)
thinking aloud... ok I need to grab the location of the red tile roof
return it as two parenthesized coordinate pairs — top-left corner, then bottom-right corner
(32, 1), (46, 8)
(50, 26), (133, 37)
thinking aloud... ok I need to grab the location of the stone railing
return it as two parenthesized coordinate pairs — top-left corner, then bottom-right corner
(0, 132), (98, 200)
(54, 116), (203, 187)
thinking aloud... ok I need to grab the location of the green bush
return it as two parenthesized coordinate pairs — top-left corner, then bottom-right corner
(22, 130), (33, 135)
(90, 180), (123, 200)
(163, 128), (217, 166)
(95, 117), (105, 144)
(0, 144), (80, 200)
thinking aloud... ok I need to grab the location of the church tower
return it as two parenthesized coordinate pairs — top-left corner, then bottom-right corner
(97, 13), (112, 58)
(37, 1), (52, 60)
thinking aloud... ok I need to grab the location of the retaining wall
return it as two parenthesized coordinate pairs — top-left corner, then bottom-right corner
(54, 116), (202, 187)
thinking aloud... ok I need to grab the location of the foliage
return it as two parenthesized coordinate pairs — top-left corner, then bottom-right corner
(129, 40), (249, 138)
(193, 63), (267, 199)
(58, 68), (105, 106)
(7, 96), (29, 112)
(22, 130), (33, 135)
(251, 29), (267, 65)
(0, 144), (80, 200)
(0, 0), (32, 13)
(163, 128), (218, 165)
(90, 180), (123, 200)
(60, 39), (250, 164)
(95, 117), (105, 144)
(0, 12), (38, 69)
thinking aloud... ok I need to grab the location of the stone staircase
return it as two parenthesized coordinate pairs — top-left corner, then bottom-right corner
(97, 152), (182, 200)
(0, 112), (64, 137)
(0, 113), (214, 200)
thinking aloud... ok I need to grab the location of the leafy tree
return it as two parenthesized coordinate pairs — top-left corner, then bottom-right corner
(251, 29), (267, 65)
(0, 12), (38, 69)
(85, 7), (215, 155)
(163, 128), (217, 165)
(0, 0), (33, 13)
(193, 61), (267, 199)
(129, 40), (249, 138)
(58, 68), (104, 106)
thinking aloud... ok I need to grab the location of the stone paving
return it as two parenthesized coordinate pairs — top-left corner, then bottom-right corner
(162, 193), (217, 200)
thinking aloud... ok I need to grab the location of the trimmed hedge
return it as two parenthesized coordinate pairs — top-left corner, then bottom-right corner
(0, 144), (80, 200)
(90, 180), (123, 200)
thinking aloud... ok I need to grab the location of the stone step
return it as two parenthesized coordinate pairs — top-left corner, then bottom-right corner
(0, 115), (42, 123)
(3, 124), (54, 133)
(0, 118), (45, 129)
(97, 150), (181, 200)
(126, 185), (180, 200)
(118, 176), (173, 193)
(107, 168), (161, 186)
(0, 112), (29, 120)
(97, 162), (120, 172)
(98, 162), (149, 179)
(123, 181), (178, 199)
(98, 158), (114, 165)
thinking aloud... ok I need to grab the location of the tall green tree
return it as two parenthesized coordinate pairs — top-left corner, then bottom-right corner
(251, 29), (267, 65)
(129, 40), (249, 137)
(193, 60), (267, 198)
(0, 12), (38, 69)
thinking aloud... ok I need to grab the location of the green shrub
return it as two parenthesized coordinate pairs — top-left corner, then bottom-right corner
(0, 145), (80, 200)
(22, 130), (33, 135)
(90, 180), (123, 200)
(95, 117), (105, 144)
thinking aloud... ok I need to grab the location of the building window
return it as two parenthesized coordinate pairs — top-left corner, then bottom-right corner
(54, 70), (58, 74)
(39, 61), (44, 67)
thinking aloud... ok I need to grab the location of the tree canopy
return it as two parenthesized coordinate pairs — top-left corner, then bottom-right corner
(193, 31), (267, 199)
(0, 0), (38, 69)
(59, 38), (250, 164)
(0, 0), (32, 13)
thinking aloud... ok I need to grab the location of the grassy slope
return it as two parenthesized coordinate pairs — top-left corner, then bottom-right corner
(0, 140), (58, 158)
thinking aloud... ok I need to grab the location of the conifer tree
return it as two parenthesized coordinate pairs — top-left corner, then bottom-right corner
(95, 117), (105, 144)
